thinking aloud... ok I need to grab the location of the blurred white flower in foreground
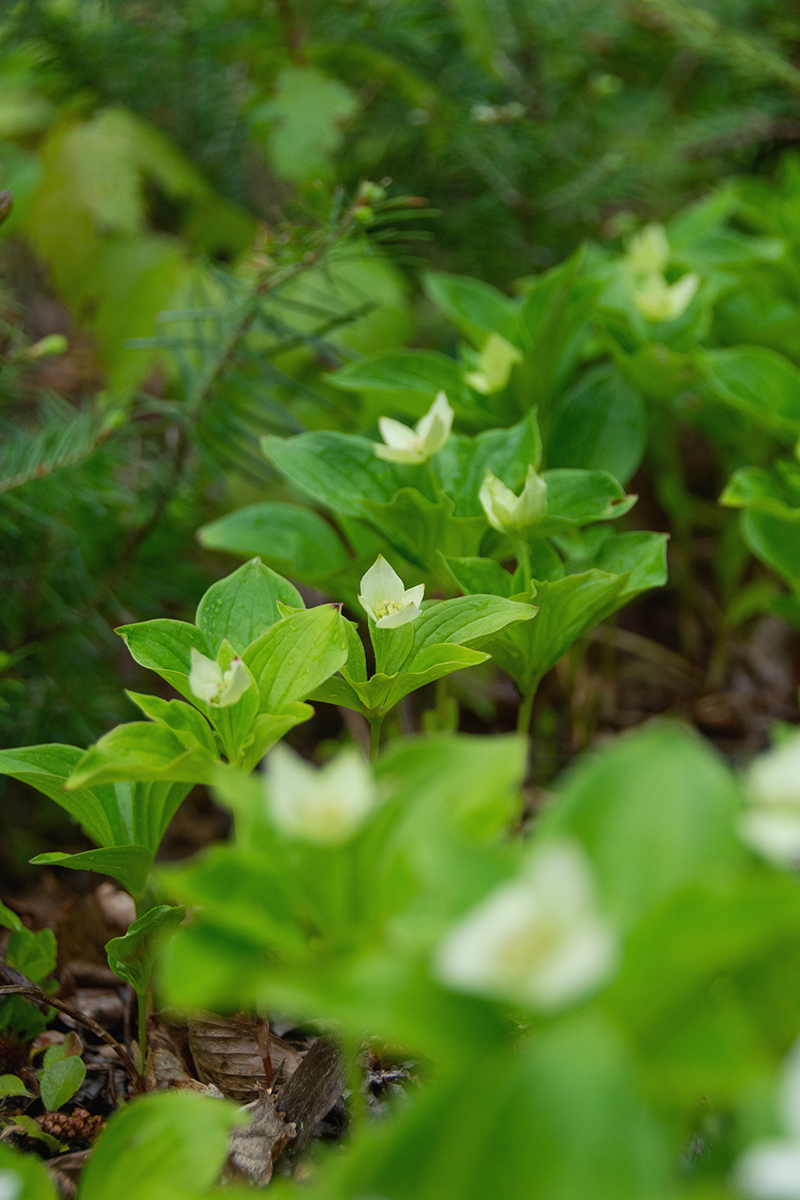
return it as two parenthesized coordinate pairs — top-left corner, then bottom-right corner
(735, 1040), (800, 1198)
(463, 332), (522, 395)
(0, 1171), (22, 1200)
(374, 391), (453, 464)
(479, 465), (548, 535)
(266, 743), (375, 845)
(359, 556), (424, 629)
(434, 839), (617, 1011)
(740, 735), (800, 867)
(189, 648), (252, 707)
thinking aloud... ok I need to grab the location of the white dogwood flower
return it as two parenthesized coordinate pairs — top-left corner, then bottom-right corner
(463, 332), (522, 395)
(0, 1171), (22, 1200)
(434, 840), (616, 1011)
(358, 556), (425, 629)
(623, 222), (699, 323)
(626, 223), (670, 275)
(479, 465), (548, 535)
(740, 736), (800, 868)
(735, 1040), (800, 1198)
(375, 391), (453, 464)
(631, 271), (699, 322)
(189, 647), (252, 708)
(266, 743), (376, 844)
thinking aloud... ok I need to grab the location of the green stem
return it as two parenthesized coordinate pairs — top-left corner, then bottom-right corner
(136, 987), (148, 1076)
(426, 461), (447, 505)
(369, 715), (383, 763)
(435, 676), (449, 727)
(516, 538), (532, 595)
(516, 680), (539, 735)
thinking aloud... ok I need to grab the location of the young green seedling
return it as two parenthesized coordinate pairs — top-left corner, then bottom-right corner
(106, 905), (186, 1073)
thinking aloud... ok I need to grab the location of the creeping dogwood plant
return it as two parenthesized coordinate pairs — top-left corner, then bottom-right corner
(434, 839), (616, 1011)
(358, 555), (424, 629)
(266, 743), (376, 845)
(189, 647), (252, 707)
(374, 391), (454, 464)
(479, 465), (548, 536)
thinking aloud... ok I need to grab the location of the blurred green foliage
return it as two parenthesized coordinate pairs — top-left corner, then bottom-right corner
(5, 0), (800, 286)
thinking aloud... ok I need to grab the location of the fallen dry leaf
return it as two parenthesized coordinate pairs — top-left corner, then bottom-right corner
(225, 1093), (296, 1185)
(277, 1036), (346, 1156)
(188, 1012), (303, 1102)
(145, 1017), (223, 1096)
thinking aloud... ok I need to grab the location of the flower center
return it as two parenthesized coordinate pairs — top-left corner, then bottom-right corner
(494, 919), (563, 975)
(374, 599), (404, 619)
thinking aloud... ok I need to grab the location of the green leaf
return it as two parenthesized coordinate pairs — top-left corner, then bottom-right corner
(538, 470), (636, 534)
(411, 595), (536, 658)
(327, 350), (464, 402)
(67, 723), (218, 789)
(116, 619), (210, 703)
(444, 556), (514, 598)
(362, 488), (468, 571)
(39, 1056), (86, 1112)
(243, 604), (348, 710)
(261, 66), (358, 182)
(547, 365), (646, 485)
(346, 644), (490, 716)
(564, 532), (669, 602)
(741, 508), (800, 592)
(485, 571), (628, 693)
(263, 430), (407, 518)
(30, 846), (152, 899)
(7, 927), (56, 984)
(422, 270), (520, 347)
(0, 900), (22, 932)
(126, 693), (218, 754)
(332, 1012), (667, 1200)
(378, 732), (526, 843)
(721, 461), (800, 521)
(0, 1074), (31, 1098)
(435, 414), (542, 517)
(240, 704), (313, 772)
(106, 905), (186, 995)
(703, 345), (800, 432)
(78, 1090), (244, 1200)
(195, 557), (303, 655)
(0, 1141), (57, 1199)
(542, 723), (744, 929)
(197, 502), (350, 584)
(517, 250), (600, 410)
(0, 744), (116, 848)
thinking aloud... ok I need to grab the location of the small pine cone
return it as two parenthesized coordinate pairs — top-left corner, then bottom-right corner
(64, 1108), (104, 1143)
(37, 1112), (64, 1138)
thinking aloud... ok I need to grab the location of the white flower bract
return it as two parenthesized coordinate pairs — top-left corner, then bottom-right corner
(631, 271), (699, 323)
(374, 391), (454, 464)
(0, 1171), (22, 1200)
(626, 223), (670, 275)
(734, 1041), (800, 1198)
(623, 222), (699, 323)
(479, 465), (548, 535)
(358, 555), (425, 629)
(463, 332), (522, 395)
(740, 736), (800, 867)
(189, 647), (252, 708)
(433, 839), (617, 1011)
(266, 743), (376, 844)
